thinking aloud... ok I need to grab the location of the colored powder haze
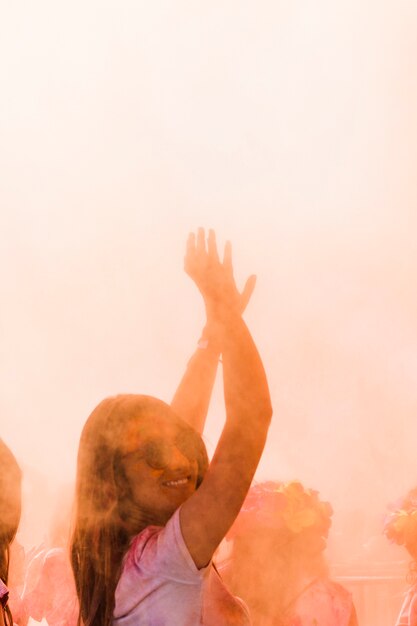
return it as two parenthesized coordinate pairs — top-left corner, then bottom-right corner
(1, 1), (417, 623)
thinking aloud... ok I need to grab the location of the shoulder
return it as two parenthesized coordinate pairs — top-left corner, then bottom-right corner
(319, 579), (354, 623)
(42, 547), (66, 568)
(115, 510), (211, 619)
(125, 524), (165, 570)
(319, 579), (352, 601)
(41, 548), (74, 585)
(121, 508), (209, 583)
(295, 577), (354, 626)
(44, 546), (64, 559)
(127, 509), (184, 567)
(316, 578), (353, 609)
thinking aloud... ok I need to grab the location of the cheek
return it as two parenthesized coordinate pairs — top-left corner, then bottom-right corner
(124, 464), (163, 499)
(150, 468), (164, 479)
(123, 456), (161, 481)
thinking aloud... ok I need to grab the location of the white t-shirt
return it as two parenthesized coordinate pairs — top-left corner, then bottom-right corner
(114, 508), (251, 626)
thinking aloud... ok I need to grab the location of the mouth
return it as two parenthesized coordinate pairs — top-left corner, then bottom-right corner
(162, 476), (191, 488)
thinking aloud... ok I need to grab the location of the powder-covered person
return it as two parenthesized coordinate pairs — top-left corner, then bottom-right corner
(384, 487), (417, 626)
(224, 481), (358, 626)
(0, 440), (22, 626)
(70, 229), (273, 626)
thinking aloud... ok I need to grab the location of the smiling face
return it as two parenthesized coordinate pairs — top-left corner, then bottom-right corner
(116, 413), (200, 530)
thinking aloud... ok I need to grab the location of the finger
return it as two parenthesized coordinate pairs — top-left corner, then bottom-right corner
(184, 232), (197, 272)
(223, 240), (233, 276)
(207, 229), (220, 264)
(197, 227), (206, 255)
(239, 274), (257, 313)
(186, 232), (196, 255)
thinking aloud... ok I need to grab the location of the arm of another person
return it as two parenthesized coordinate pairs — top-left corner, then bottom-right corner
(179, 229), (272, 568)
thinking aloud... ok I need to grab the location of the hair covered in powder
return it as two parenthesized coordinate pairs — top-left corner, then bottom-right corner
(71, 394), (208, 626)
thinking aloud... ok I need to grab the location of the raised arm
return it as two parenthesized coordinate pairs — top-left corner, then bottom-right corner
(179, 229), (272, 568)
(170, 324), (221, 435)
(170, 230), (256, 435)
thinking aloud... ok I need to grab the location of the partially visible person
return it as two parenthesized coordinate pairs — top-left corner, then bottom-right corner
(70, 228), (272, 625)
(22, 485), (78, 626)
(224, 480), (358, 626)
(0, 439), (22, 626)
(7, 540), (28, 626)
(384, 487), (417, 626)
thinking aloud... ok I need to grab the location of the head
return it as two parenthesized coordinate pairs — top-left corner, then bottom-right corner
(0, 439), (22, 626)
(226, 481), (332, 620)
(384, 487), (417, 562)
(229, 480), (333, 565)
(71, 394), (208, 626)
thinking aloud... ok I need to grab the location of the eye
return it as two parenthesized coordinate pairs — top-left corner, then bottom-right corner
(143, 440), (170, 469)
(176, 430), (199, 460)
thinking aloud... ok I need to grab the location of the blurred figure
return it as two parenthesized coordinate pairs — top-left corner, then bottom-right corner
(7, 540), (28, 626)
(22, 484), (78, 626)
(0, 439), (22, 626)
(224, 481), (358, 626)
(384, 487), (417, 626)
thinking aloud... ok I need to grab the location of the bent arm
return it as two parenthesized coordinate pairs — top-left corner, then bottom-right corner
(180, 310), (272, 568)
(171, 268), (255, 435)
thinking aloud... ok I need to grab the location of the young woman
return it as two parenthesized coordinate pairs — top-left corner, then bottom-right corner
(0, 439), (22, 626)
(384, 487), (417, 626)
(70, 229), (273, 626)
(224, 481), (358, 626)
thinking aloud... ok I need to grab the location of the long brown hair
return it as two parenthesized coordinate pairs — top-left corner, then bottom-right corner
(0, 439), (22, 626)
(70, 394), (208, 626)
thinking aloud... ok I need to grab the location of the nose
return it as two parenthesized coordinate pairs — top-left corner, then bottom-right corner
(165, 445), (190, 472)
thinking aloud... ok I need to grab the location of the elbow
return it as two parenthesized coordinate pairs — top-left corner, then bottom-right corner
(247, 400), (273, 432)
(259, 397), (273, 425)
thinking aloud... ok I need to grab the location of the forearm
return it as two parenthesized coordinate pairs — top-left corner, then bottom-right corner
(221, 313), (272, 433)
(170, 331), (220, 434)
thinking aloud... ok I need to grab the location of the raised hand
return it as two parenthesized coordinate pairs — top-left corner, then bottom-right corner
(185, 228), (256, 321)
(180, 229), (272, 569)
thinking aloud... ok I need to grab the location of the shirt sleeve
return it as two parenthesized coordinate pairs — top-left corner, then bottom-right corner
(129, 507), (210, 585)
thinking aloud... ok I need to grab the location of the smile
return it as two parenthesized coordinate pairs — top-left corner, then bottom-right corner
(163, 477), (190, 487)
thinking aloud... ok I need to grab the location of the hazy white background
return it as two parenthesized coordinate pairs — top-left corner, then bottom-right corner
(1, 0), (417, 555)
